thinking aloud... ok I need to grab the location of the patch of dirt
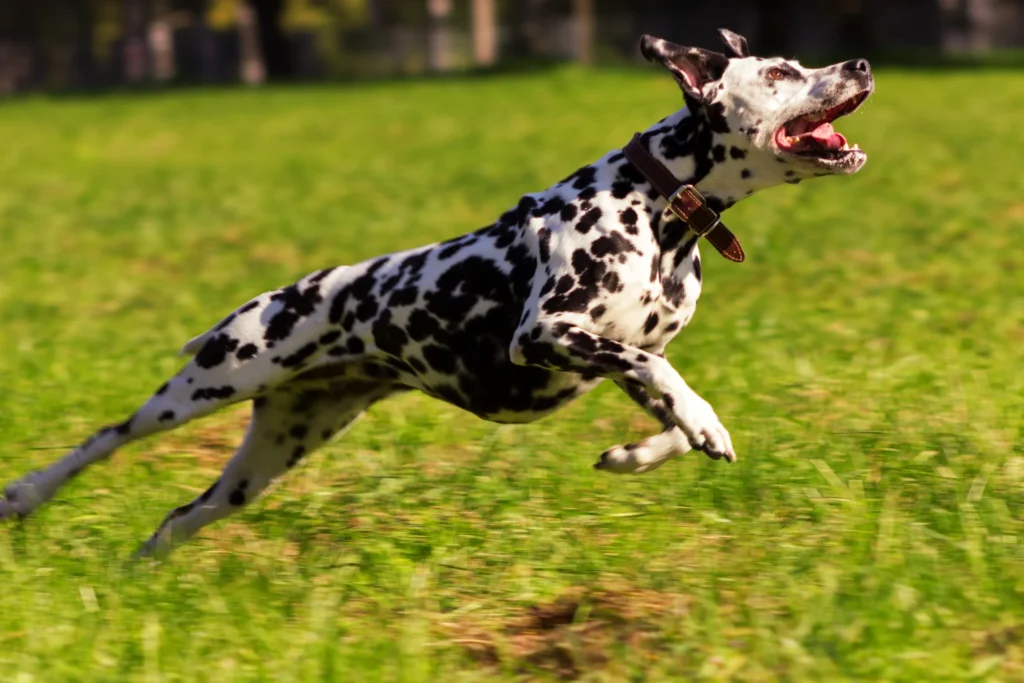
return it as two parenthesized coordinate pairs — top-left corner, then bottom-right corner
(445, 585), (690, 680)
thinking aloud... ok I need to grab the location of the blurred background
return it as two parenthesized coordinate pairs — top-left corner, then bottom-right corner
(4, 0), (1024, 94)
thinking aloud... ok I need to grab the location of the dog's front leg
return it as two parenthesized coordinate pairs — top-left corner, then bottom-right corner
(594, 381), (694, 474)
(510, 320), (736, 462)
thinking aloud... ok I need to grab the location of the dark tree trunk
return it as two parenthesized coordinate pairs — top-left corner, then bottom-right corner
(122, 0), (151, 82)
(249, 0), (292, 80)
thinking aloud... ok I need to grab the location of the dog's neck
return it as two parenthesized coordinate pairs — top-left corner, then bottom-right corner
(639, 106), (784, 219)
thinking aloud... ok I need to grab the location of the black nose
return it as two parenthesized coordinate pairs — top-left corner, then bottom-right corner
(843, 59), (871, 75)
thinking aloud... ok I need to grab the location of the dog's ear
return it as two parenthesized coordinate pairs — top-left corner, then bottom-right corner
(717, 29), (749, 58)
(640, 34), (729, 102)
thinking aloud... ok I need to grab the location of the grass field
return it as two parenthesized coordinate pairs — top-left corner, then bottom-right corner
(1, 65), (1024, 681)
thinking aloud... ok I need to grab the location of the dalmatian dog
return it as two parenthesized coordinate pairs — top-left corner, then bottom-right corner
(1, 29), (874, 557)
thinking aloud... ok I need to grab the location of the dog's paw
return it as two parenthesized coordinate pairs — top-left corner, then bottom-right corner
(1, 472), (50, 520)
(594, 428), (691, 474)
(678, 399), (736, 463)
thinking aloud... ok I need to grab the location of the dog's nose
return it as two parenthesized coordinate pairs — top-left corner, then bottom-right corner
(843, 59), (871, 75)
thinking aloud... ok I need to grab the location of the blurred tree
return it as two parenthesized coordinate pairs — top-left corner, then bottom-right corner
(122, 0), (151, 81)
(472, 0), (497, 67)
(427, 0), (453, 72)
(572, 0), (594, 64)
(250, 0), (292, 78)
(149, 0), (175, 81)
(237, 0), (265, 83)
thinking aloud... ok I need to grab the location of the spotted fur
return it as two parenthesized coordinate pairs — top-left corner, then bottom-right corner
(0, 29), (874, 557)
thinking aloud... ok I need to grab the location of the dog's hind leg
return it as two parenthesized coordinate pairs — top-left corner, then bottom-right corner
(136, 380), (396, 558)
(0, 366), (261, 521)
(594, 382), (692, 474)
(0, 292), (298, 521)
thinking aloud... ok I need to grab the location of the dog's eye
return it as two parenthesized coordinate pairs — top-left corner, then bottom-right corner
(766, 67), (789, 83)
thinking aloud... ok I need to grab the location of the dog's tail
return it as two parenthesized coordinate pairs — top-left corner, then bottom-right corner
(177, 295), (265, 357)
(179, 331), (212, 357)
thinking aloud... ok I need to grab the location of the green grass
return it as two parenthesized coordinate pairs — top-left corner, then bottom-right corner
(2, 65), (1024, 681)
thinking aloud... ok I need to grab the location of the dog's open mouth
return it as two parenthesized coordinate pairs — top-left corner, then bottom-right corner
(774, 90), (870, 163)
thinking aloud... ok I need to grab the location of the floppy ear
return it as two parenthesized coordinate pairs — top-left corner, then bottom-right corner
(717, 29), (749, 58)
(639, 34), (729, 102)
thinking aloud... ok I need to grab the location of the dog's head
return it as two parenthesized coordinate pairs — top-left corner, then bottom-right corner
(642, 29), (874, 182)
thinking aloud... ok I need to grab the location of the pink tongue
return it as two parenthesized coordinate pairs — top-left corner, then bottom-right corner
(810, 122), (846, 150)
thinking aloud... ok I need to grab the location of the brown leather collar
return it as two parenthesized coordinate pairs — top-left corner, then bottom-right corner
(623, 133), (745, 263)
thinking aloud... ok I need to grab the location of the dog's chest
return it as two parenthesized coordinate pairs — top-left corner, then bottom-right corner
(607, 243), (703, 353)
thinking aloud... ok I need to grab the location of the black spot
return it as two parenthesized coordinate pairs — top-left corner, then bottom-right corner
(575, 207), (602, 234)
(388, 287), (418, 307)
(214, 313), (236, 332)
(619, 207), (639, 235)
(665, 321), (681, 333)
(741, 169), (752, 179)
(321, 429), (333, 440)
(560, 203), (578, 222)
(438, 238), (469, 260)
(400, 250), (429, 276)
(158, 411), (175, 423)
(287, 446), (306, 468)
(228, 489), (245, 506)
(555, 274), (574, 295)
(195, 333), (240, 369)
(355, 296), (379, 322)
(423, 345), (458, 374)
(693, 254), (702, 282)
(730, 146), (747, 159)
(253, 396), (269, 409)
(155, 382), (169, 396)
(611, 181), (634, 200)
(538, 228), (552, 263)
(329, 258), (388, 324)
(238, 300), (260, 315)
(236, 343), (259, 361)
(590, 233), (637, 259)
(347, 337), (365, 354)
(644, 312), (660, 335)
(115, 417), (133, 435)
(785, 170), (796, 178)
(539, 275), (557, 297)
(712, 144), (727, 162)
(498, 195), (538, 227)
(264, 310), (300, 343)
(663, 277), (686, 307)
(319, 331), (341, 345)
(572, 166), (597, 189)
(407, 309), (440, 342)
(363, 362), (400, 381)
(372, 310), (409, 356)
(309, 267), (337, 285)
(277, 342), (317, 368)
(191, 385), (237, 401)
(289, 425), (308, 440)
(408, 356), (427, 374)
(199, 481), (219, 503)
(571, 248), (597, 276)
(602, 271), (623, 293)
(589, 304), (607, 321)
(593, 351), (632, 372)
(534, 196), (565, 217)
(428, 256), (507, 325)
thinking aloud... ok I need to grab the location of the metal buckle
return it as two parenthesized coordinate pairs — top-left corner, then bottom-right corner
(667, 184), (720, 238)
